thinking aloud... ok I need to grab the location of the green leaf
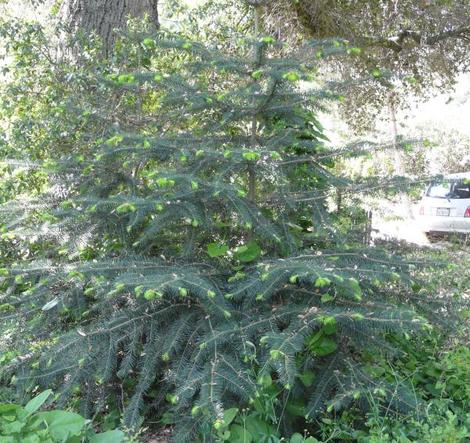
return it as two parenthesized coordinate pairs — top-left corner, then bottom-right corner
(245, 416), (278, 440)
(321, 316), (337, 335)
(233, 241), (261, 263)
(156, 177), (175, 188)
(207, 242), (228, 258)
(403, 143), (413, 153)
(314, 277), (331, 288)
(24, 390), (52, 415)
(298, 370), (315, 388)
(347, 47), (362, 55)
(282, 71), (300, 82)
(134, 285), (144, 297)
(251, 69), (264, 79)
(290, 433), (305, 443)
(115, 203), (136, 214)
(257, 373), (272, 388)
(227, 271), (246, 283)
(289, 274), (299, 284)
(320, 293), (334, 303)
(307, 330), (323, 348)
(165, 394), (179, 405)
(2, 420), (25, 434)
(223, 408), (238, 427)
(114, 282), (125, 291)
(260, 36), (276, 44)
(348, 278), (362, 300)
(90, 430), (125, 443)
(285, 400), (306, 418)
(142, 38), (154, 47)
(229, 424), (253, 443)
(310, 336), (337, 357)
(0, 404), (20, 416)
(242, 151), (261, 161)
(0, 303), (14, 313)
(223, 310), (231, 319)
(161, 412), (175, 425)
(144, 289), (162, 300)
(36, 410), (85, 441)
(117, 74), (135, 84)
(371, 68), (381, 78)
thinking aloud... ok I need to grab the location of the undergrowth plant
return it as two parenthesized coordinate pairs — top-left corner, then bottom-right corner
(0, 389), (125, 442)
(0, 16), (462, 442)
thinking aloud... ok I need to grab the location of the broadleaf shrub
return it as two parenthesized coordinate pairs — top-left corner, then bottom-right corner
(0, 390), (125, 442)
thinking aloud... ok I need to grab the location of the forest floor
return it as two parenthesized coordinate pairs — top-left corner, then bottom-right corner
(142, 427), (172, 442)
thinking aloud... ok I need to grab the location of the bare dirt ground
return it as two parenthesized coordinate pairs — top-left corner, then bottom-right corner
(141, 427), (172, 442)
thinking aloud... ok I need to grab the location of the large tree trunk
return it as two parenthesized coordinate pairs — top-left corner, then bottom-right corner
(60, 0), (159, 56)
(388, 89), (415, 220)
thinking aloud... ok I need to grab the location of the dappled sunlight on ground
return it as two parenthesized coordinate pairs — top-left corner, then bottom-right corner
(372, 199), (470, 248)
(372, 201), (429, 246)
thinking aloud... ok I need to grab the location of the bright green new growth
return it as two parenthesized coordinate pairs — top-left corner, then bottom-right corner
(0, 24), (457, 442)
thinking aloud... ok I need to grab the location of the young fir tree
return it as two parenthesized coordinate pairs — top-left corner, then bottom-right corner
(0, 17), (456, 442)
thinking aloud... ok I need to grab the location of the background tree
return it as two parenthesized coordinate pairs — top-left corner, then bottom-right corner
(263, 0), (470, 131)
(59, 0), (160, 56)
(167, 0), (470, 132)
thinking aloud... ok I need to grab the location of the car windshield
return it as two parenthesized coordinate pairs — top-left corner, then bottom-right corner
(427, 179), (470, 199)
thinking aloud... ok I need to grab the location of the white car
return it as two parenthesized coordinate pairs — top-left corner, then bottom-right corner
(417, 172), (470, 236)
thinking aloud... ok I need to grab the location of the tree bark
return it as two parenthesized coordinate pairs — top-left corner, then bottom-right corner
(388, 89), (415, 220)
(388, 90), (403, 177)
(59, 0), (159, 56)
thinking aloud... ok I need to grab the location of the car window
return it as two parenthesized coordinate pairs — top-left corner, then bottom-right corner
(426, 180), (470, 199)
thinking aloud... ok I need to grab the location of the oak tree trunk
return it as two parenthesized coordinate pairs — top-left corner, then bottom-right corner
(60, 0), (159, 56)
(388, 90), (415, 220)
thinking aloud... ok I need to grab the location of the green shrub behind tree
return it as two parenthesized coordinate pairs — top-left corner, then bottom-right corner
(0, 389), (125, 442)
